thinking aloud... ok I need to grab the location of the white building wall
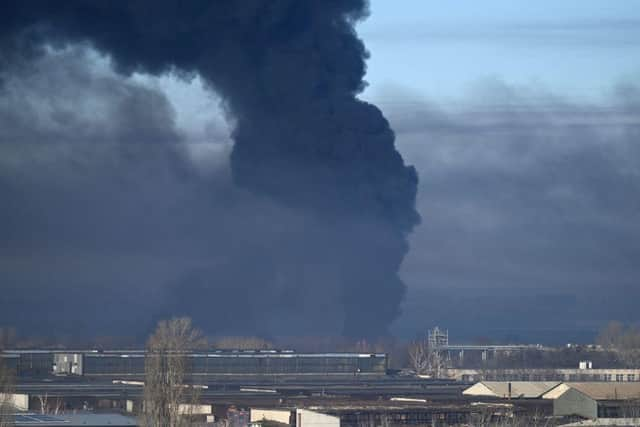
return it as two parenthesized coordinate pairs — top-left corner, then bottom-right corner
(0, 393), (29, 411)
(296, 409), (339, 427)
(251, 409), (292, 424)
(178, 403), (212, 415)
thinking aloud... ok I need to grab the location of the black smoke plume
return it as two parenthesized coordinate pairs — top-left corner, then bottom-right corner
(0, 1), (419, 338)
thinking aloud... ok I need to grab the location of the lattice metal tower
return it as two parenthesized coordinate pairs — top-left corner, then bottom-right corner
(426, 326), (448, 378)
(428, 326), (449, 349)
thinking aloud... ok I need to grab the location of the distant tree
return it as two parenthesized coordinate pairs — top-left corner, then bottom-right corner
(407, 336), (429, 375)
(353, 339), (371, 353)
(213, 336), (273, 350)
(141, 317), (204, 427)
(597, 321), (640, 367)
(0, 338), (15, 427)
(35, 394), (63, 415)
(0, 329), (16, 350)
(596, 321), (625, 349)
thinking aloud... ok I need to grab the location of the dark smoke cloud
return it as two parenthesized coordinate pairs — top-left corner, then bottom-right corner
(378, 80), (640, 343)
(0, 1), (418, 339)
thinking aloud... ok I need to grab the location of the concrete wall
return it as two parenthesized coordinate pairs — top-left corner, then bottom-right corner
(553, 388), (597, 420)
(178, 403), (212, 415)
(296, 409), (339, 427)
(53, 353), (83, 375)
(251, 409), (292, 424)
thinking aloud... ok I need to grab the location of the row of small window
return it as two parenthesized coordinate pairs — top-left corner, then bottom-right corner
(567, 374), (636, 382)
(607, 374), (635, 382)
(83, 356), (385, 374)
(474, 374), (639, 382)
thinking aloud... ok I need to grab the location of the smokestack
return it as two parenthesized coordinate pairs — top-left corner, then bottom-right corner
(1, 0), (420, 337)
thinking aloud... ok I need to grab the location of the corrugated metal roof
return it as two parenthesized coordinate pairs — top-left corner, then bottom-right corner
(561, 382), (640, 401)
(13, 413), (137, 426)
(83, 352), (385, 358)
(463, 381), (561, 398)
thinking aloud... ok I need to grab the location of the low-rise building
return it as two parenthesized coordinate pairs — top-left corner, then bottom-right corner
(543, 382), (640, 420)
(296, 409), (340, 427)
(250, 408), (293, 425)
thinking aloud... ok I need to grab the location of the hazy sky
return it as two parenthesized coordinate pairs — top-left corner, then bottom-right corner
(1, 1), (639, 344)
(357, 0), (640, 342)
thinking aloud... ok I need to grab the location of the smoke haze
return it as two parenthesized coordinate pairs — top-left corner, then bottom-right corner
(0, 1), (419, 339)
(3, 2), (637, 345)
(383, 80), (640, 343)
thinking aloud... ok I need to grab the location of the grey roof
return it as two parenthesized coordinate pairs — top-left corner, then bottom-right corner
(4, 349), (384, 358)
(14, 413), (137, 426)
(563, 382), (640, 401)
(85, 352), (385, 359)
(59, 414), (137, 426)
(463, 381), (561, 398)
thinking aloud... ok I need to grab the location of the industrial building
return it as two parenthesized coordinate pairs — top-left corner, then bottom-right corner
(543, 382), (640, 419)
(242, 402), (508, 427)
(463, 381), (640, 423)
(296, 409), (340, 427)
(449, 368), (640, 383)
(2, 350), (387, 378)
(2, 351), (52, 377)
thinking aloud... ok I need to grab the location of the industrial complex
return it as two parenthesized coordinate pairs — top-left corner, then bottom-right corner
(3, 343), (640, 426)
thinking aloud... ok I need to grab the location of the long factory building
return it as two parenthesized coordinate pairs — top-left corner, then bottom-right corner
(1, 349), (387, 378)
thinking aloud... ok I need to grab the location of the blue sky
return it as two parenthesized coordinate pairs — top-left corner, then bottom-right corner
(359, 0), (640, 102)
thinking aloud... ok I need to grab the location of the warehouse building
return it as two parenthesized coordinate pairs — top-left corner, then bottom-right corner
(463, 381), (640, 421)
(83, 351), (386, 377)
(543, 382), (640, 419)
(2, 350), (387, 378)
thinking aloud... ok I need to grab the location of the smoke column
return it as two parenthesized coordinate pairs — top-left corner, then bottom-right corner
(1, 1), (419, 337)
